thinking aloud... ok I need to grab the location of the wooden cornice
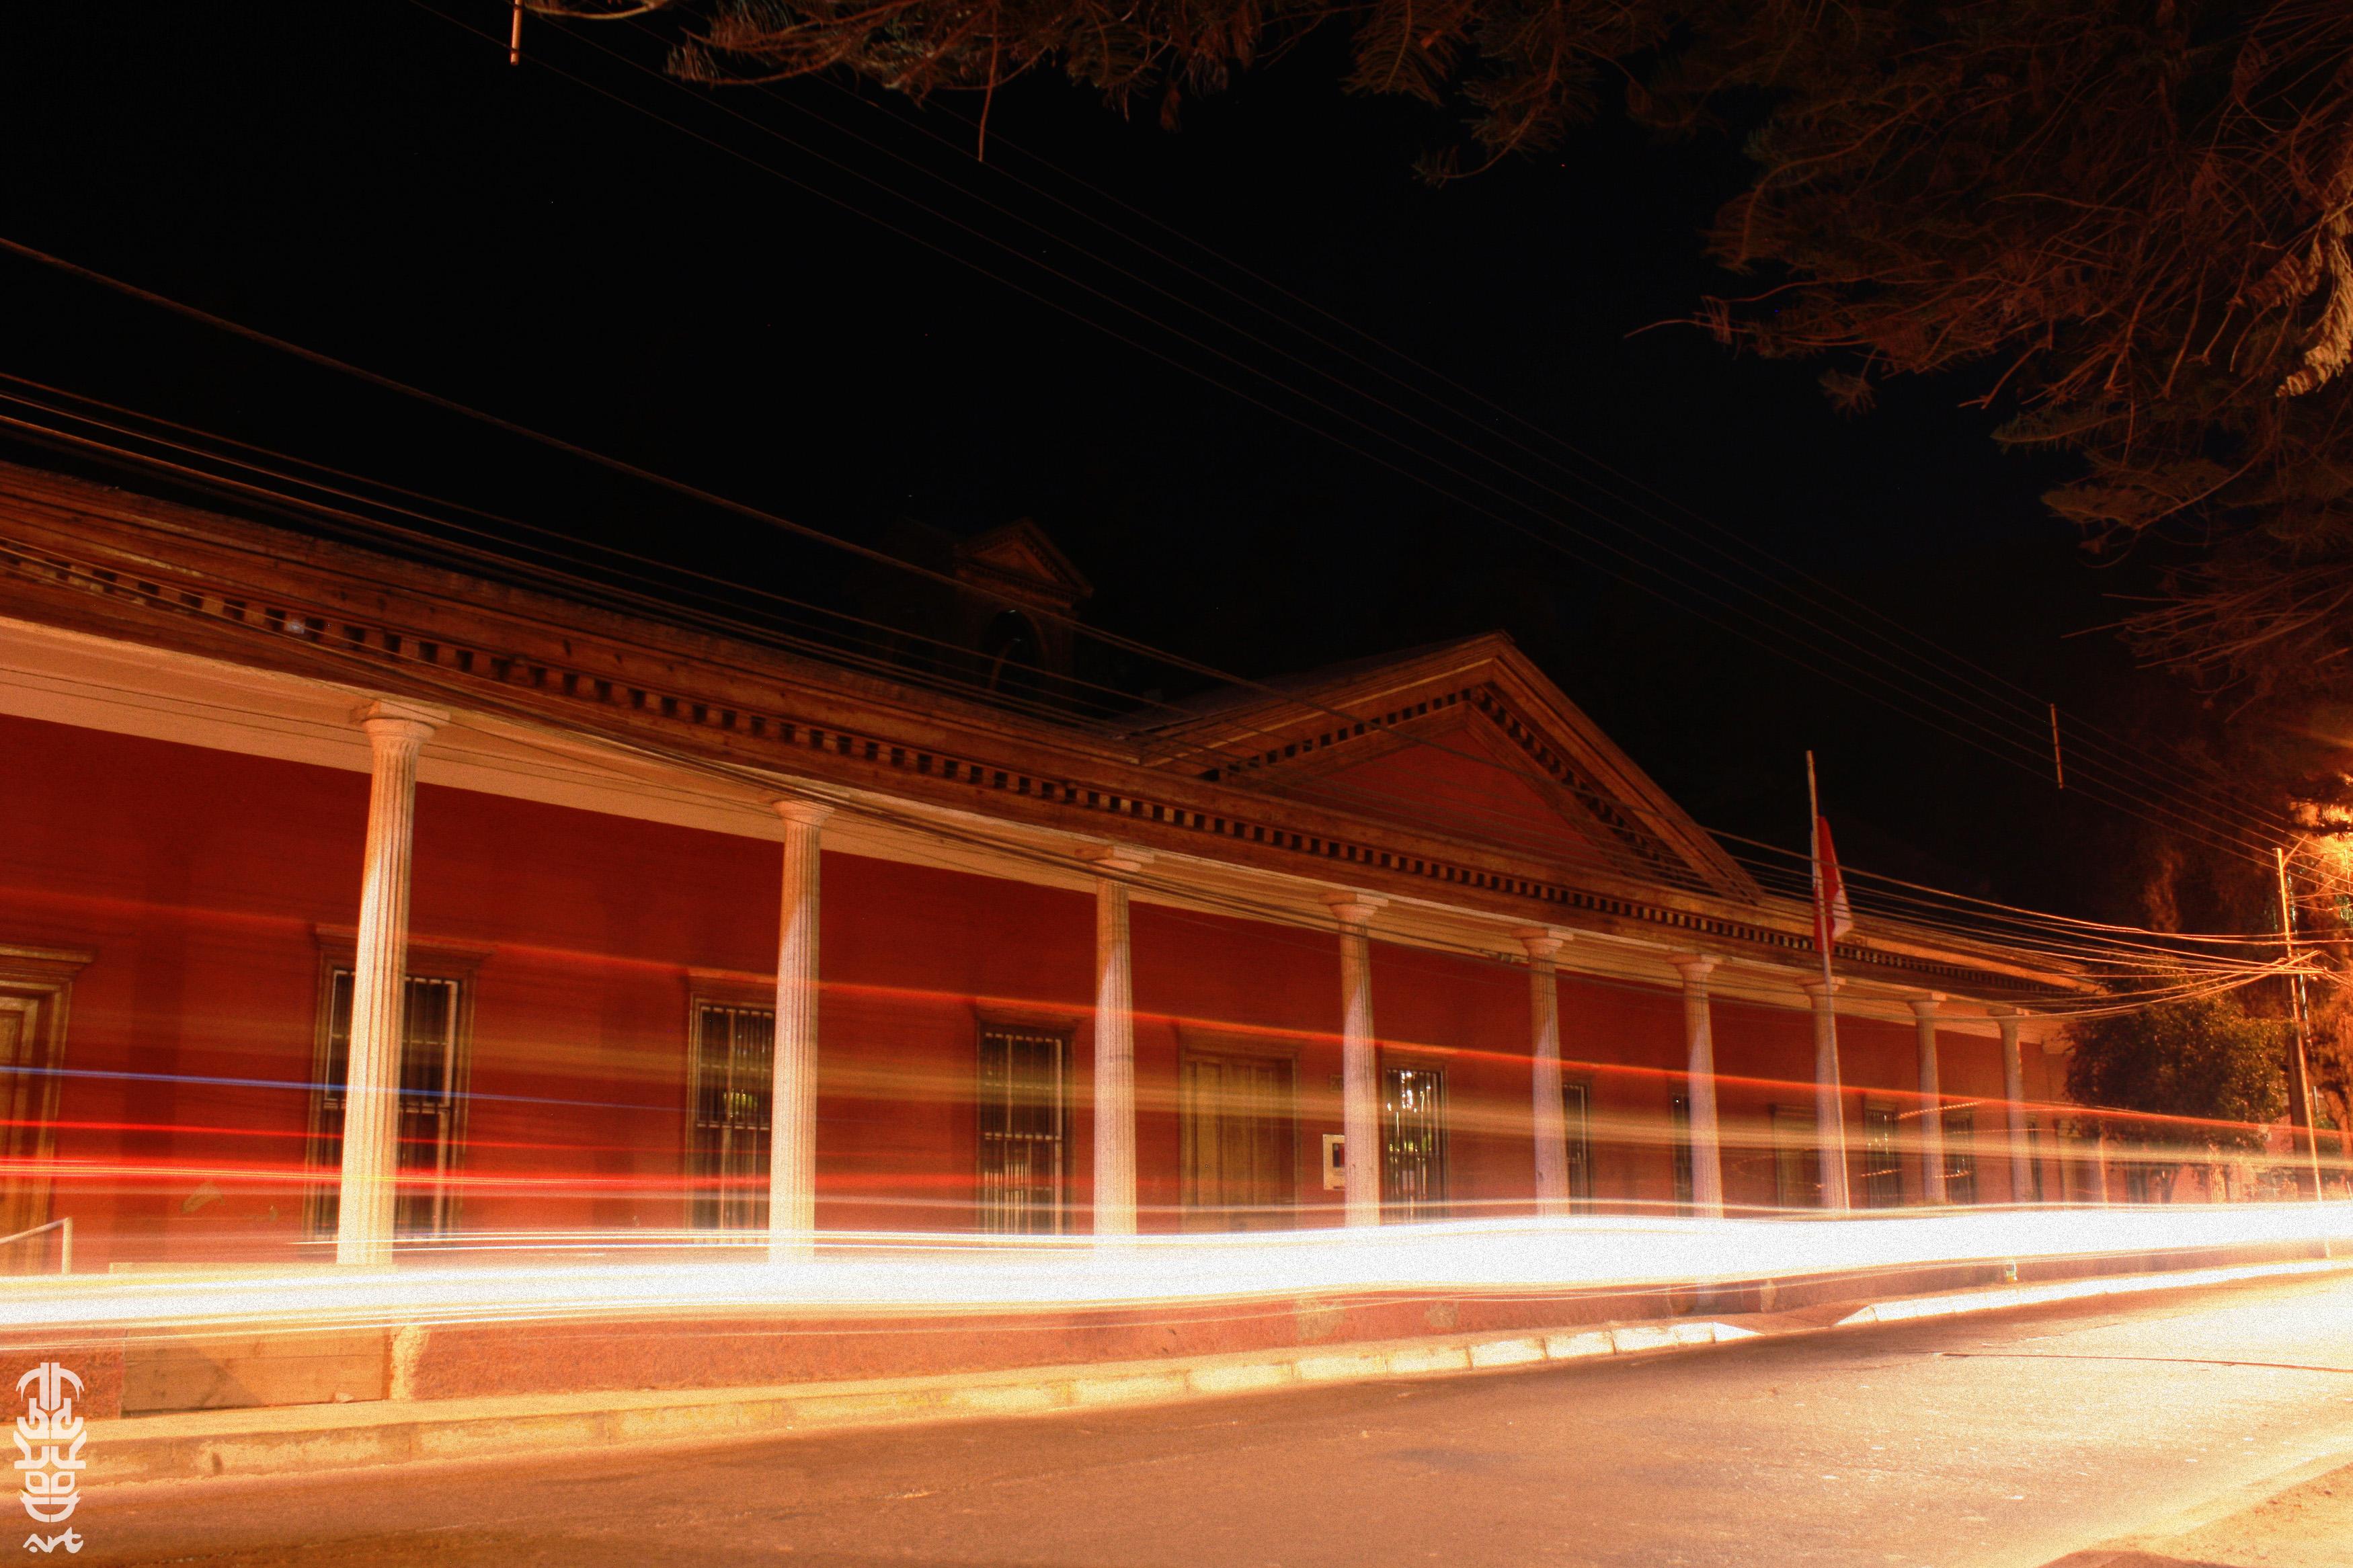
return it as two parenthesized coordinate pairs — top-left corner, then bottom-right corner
(0, 461), (2085, 1002)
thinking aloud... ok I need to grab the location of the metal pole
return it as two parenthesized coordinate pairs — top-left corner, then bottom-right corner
(1806, 752), (1850, 1210)
(2277, 847), (2326, 1203)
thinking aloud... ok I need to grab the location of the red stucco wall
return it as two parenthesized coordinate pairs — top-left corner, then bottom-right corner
(0, 712), (2066, 1268)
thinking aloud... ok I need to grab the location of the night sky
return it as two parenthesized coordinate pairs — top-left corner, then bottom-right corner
(1, 2), (2197, 922)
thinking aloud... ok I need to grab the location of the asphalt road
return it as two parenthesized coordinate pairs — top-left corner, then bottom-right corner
(79, 1273), (2353, 1568)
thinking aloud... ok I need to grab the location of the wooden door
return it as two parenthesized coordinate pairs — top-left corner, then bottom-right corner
(0, 944), (89, 1268)
(0, 994), (41, 1244)
(1180, 1055), (1295, 1231)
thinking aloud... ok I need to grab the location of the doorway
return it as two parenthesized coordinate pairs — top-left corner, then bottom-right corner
(0, 944), (89, 1268)
(1179, 1053), (1295, 1231)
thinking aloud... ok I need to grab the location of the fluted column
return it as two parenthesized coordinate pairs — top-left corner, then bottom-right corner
(1520, 930), (1570, 1217)
(1804, 979), (1851, 1210)
(1326, 893), (1387, 1227)
(1088, 847), (1147, 1237)
(1994, 1006), (2031, 1203)
(336, 700), (442, 1266)
(1910, 995), (1947, 1204)
(1670, 955), (1725, 1219)
(769, 800), (830, 1262)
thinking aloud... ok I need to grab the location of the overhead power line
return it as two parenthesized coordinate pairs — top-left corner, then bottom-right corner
(0, 1), (2299, 917)
(395, 1), (2295, 873)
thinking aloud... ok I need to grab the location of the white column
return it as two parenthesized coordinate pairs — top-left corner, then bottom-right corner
(1994, 1006), (2032, 1204)
(336, 700), (442, 1267)
(1913, 994), (1947, 1204)
(1520, 930), (1570, 1218)
(1326, 893), (1387, 1227)
(768, 800), (830, 1262)
(1670, 955), (1725, 1219)
(1804, 979), (1851, 1210)
(1088, 847), (1147, 1237)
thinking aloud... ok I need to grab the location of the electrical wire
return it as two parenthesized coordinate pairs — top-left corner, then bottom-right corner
(388, 1), (2299, 874)
(4, 509), (2313, 1024)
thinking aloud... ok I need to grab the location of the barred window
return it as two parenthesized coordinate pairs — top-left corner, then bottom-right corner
(309, 969), (465, 1241)
(689, 1002), (774, 1231)
(1670, 1094), (1693, 1214)
(1382, 1066), (1449, 1223)
(1862, 1104), (1903, 1208)
(978, 1029), (1066, 1234)
(1943, 1108), (1979, 1206)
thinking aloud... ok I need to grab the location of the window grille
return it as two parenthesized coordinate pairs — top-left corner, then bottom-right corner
(1670, 1094), (1693, 1214)
(1862, 1104), (1903, 1207)
(1381, 1066), (1449, 1222)
(978, 1030), (1066, 1234)
(689, 1002), (774, 1232)
(308, 970), (465, 1240)
(1943, 1108), (1979, 1206)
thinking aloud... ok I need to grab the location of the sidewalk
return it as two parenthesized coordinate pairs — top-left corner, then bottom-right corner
(86, 1253), (2352, 1488)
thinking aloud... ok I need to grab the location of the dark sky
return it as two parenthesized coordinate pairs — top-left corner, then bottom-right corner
(0, 1), (2204, 920)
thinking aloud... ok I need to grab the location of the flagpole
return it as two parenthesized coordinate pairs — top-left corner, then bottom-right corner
(1807, 752), (1851, 1211)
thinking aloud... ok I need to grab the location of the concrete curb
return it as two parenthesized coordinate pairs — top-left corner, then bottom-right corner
(87, 1255), (2352, 1488)
(1832, 1255), (2348, 1327)
(89, 1319), (1759, 1486)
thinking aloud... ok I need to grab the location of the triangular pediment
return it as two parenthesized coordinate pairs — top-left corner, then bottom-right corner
(1131, 633), (1759, 900)
(954, 520), (1092, 610)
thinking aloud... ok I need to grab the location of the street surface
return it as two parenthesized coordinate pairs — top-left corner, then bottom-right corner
(80, 1273), (2353, 1568)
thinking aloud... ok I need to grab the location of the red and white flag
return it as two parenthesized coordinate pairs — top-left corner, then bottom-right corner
(1811, 815), (1854, 956)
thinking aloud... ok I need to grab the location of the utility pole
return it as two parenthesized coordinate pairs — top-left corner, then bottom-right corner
(2276, 847), (2325, 1202)
(1806, 751), (1851, 1210)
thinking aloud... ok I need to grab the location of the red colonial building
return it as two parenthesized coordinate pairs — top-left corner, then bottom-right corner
(0, 462), (2087, 1271)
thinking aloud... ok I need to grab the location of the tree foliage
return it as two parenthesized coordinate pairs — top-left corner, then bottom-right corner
(1657, 3), (2353, 713)
(2065, 990), (2288, 1153)
(2303, 956), (2353, 1130)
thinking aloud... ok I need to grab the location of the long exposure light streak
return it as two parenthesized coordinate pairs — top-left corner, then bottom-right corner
(3, 1205), (2346, 1338)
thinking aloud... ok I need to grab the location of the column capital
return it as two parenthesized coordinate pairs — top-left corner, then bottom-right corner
(1084, 843), (1152, 876)
(1988, 1003), (2025, 1020)
(1909, 992), (1947, 1020)
(1322, 891), (1387, 928)
(352, 698), (445, 743)
(774, 799), (834, 831)
(1803, 977), (1844, 1001)
(1516, 926), (1571, 960)
(1667, 952), (1718, 981)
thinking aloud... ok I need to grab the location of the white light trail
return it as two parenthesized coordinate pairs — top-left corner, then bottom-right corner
(4, 1204), (2346, 1336)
